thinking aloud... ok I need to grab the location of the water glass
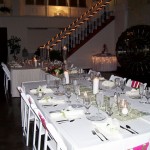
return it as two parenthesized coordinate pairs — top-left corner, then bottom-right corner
(65, 87), (72, 103)
(83, 96), (91, 115)
(74, 85), (80, 102)
(139, 83), (144, 98)
(115, 78), (120, 92)
(119, 80), (126, 94)
(46, 74), (52, 88)
(55, 79), (60, 93)
(144, 88), (150, 104)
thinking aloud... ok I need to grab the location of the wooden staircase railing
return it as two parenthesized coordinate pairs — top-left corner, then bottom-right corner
(40, 0), (114, 60)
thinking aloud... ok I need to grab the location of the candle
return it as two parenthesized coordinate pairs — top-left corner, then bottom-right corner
(84, 91), (88, 98)
(63, 46), (67, 61)
(122, 107), (128, 115)
(93, 77), (99, 94)
(34, 57), (37, 67)
(64, 70), (69, 84)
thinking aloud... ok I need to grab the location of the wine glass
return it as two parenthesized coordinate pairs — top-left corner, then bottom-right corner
(119, 80), (126, 94)
(61, 77), (66, 87)
(65, 87), (72, 103)
(139, 83), (145, 103)
(90, 72), (95, 81)
(83, 95), (92, 115)
(144, 88), (150, 104)
(115, 78), (120, 92)
(74, 85), (80, 102)
(55, 79), (60, 93)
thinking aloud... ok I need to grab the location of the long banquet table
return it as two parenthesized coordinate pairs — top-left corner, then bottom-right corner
(22, 77), (150, 150)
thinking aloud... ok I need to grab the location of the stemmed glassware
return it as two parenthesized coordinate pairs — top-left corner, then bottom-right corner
(83, 95), (92, 115)
(90, 72), (95, 81)
(115, 78), (120, 93)
(139, 83), (145, 103)
(144, 88), (150, 104)
(55, 79), (60, 93)
(119, 80), (126, 94)
(65, 87), (72, 103)
(74, 85), (80, 102)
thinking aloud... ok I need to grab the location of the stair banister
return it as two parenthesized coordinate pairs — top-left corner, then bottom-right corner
(44, 0), (114, 56)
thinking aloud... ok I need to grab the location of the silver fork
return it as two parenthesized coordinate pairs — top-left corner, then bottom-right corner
(92, 130), (103, 141)
(95, 128), (109, 140)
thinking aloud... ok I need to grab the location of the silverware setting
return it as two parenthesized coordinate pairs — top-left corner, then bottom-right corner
(42, 104), (57, 107)
(49, 110), (61, 113)
(120, 125), (137, 134)
(125, 125), (139, 134)
(94, 128), (109, 140)
(57, 118), (81, 124)
(57, 119), (75, 124)
(92, 130), (104, 141)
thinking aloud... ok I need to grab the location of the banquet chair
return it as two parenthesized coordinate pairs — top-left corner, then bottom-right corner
(128, 142), (149, 150)
(20, 92), (37, 146)
(126, 79), (147, 89)
(44, 123), (67, 150)
(1, 62), (11, 103)
(17, 86), (25, 127)
(32, 108), (46, 150)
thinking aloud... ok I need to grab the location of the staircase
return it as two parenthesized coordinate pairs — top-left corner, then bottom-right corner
(41, 0), (115, 59)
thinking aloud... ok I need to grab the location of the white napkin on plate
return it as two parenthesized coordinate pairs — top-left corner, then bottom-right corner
(30, 86), (53, 94)
(30, 89), (37, 94)
(63, 109), (84, 119)
(39, 97), (65, 104)
(50, 109), (85, 120)
(42, 88), (53, 93)
(126, 88), (140, 97)
(92, 118), (122, 139)
(102, 80), (115, 88)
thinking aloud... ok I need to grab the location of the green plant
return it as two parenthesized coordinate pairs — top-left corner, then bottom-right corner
(8, 36), (21, 60)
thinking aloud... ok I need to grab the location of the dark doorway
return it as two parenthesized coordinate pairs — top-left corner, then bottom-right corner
(0, 27), (8, 64)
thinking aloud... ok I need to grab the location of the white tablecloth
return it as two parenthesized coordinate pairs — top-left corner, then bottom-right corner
(22, 79), (150, 150)
(10, 67), (46, 97)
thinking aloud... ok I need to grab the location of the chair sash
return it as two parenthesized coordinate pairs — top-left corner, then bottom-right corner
(129, 142), (149, 150)
(131, 80), (140, 89)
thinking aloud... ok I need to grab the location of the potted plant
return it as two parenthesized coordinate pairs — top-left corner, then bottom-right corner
(8, 36), (21, 61)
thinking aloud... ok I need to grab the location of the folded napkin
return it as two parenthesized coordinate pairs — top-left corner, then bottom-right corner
(92, 118), (122, 139)
(63, 109), (84, 119)
(50, 108), (84, 120)
(30, 89), (37, 94)
(99, 77), (105, 81)
(30, 86), (53, 94)
(126, 89), (140, 97)
(39, 96), (65, 104)
(42, 88), (53, 93)
(102, 80), (115, 88)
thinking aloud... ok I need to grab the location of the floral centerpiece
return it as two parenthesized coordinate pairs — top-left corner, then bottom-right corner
(47, 64), (64, 76)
